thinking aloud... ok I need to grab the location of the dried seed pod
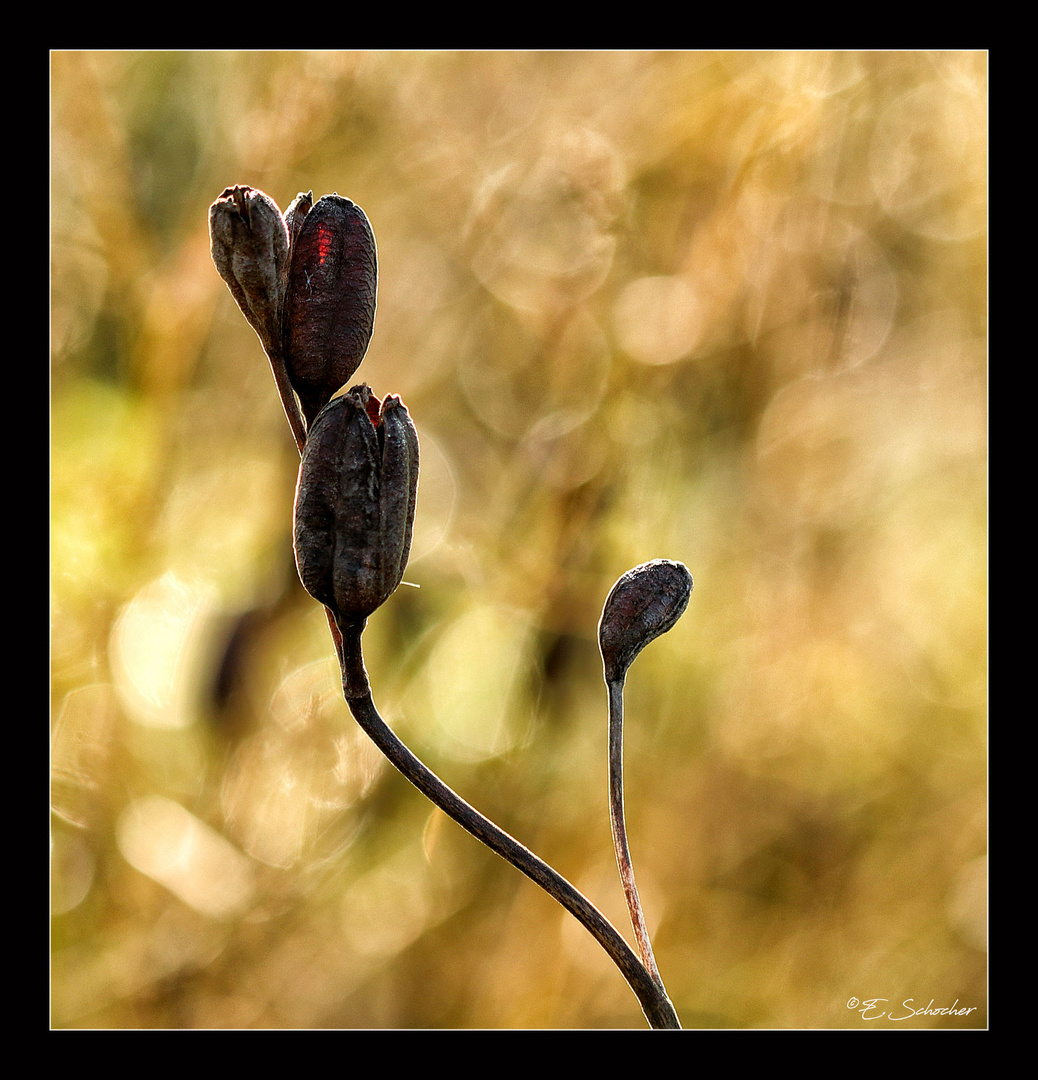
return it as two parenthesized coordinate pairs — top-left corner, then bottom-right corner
(284, 190), (313, 252)
(283, 195), (378, 428)
(293, 384), (418, 624)
(599, 559), (693, 683)
(209, 185), (290, 359)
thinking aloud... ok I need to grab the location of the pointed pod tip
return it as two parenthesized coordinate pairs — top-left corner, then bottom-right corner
(208, 185), (289, 358)
(598, 559), (693, 683)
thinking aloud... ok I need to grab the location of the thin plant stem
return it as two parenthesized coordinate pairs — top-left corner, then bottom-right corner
(267, 344), (308, 455)
(335, 617), (681, 1030)
(608, 676), (666, 990)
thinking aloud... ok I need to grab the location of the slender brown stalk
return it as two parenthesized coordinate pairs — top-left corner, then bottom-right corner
(608, 676), (664, 988)
(335, 618), (681, 1030)
(266, 344), (308, 455)
(598, 559), (692, 1002)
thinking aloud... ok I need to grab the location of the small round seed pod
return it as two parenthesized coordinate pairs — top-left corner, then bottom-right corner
(599, 559), (693, 684)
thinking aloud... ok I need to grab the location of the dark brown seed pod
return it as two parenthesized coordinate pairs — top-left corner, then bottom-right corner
(283, 195), (378, 428)
(284, 190), (313, 253)
(208, 185), (289, 360)
(599, 559), (693, 684)
(293, 384), (418, 625)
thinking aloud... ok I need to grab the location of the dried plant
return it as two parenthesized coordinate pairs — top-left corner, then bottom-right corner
(210, 185), (693, 1029)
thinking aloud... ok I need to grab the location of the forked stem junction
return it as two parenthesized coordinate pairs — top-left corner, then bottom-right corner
(335, 618), (681, 1030)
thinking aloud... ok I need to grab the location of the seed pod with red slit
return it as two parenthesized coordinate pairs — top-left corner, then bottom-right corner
(283, 195), (378, 428)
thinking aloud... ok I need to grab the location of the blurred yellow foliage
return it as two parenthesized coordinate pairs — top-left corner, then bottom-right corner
(51, 50), (986, 1029)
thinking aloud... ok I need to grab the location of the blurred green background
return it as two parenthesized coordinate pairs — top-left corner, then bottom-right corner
(51, 51), (987, 1029)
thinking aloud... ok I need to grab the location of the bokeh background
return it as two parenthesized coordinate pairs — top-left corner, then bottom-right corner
(51, 51), (987, 1029)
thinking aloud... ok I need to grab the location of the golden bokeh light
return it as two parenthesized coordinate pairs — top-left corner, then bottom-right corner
(51, 50), (986, 1029)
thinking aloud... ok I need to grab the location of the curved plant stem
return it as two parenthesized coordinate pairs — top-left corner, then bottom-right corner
(607, 676), (665, 990)
(335, 617), (681, 1030)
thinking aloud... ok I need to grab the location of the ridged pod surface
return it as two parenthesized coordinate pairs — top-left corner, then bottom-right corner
(283, 195), (378, 427)
(599, 560), (693, 683)
(293, 385), (418, 623)
(209, 185), (290, 359)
